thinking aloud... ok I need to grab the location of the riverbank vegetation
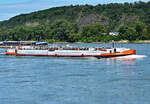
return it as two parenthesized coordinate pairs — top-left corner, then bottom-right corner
(0, 1), (150, 43)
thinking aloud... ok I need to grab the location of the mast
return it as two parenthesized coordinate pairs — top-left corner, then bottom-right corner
(112, 40), (115, 48)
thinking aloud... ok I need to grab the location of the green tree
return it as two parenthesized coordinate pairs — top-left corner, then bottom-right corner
(134, 22), (149, 40)
(82, 24), (105, 37)
(46, 20), (79, 42)
(119, 26), (138, 41)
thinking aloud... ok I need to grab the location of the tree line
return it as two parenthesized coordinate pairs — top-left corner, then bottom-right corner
(0, 20), (149, 42)
(0, 1), (150, 42)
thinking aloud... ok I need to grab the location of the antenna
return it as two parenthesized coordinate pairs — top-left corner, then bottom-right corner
(112, 40), (115, 48)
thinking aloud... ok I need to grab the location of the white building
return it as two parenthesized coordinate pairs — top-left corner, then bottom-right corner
(0, 42), (3, 45)
(109, 32), (119, 36)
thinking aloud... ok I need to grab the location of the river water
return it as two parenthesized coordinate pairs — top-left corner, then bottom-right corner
(0, 43), (149, 104)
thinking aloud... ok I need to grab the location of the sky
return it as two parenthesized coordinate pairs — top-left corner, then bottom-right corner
(0, 0), (149, 21)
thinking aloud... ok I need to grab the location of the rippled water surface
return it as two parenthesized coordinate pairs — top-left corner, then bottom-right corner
(0, 43), (150, 104)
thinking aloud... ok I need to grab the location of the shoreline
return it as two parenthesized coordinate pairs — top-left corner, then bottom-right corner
(0, 40), (150, 48)
(50, 40), (150, 44)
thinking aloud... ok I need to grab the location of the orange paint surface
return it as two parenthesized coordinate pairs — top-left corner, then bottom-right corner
(101, 50), (136, 56)
(5, 52), (16, 55)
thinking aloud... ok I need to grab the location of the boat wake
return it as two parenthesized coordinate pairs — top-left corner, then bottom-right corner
(79, 55), (147, 61)
(113, 55), (146, 59)
(106, 55), (147, 61)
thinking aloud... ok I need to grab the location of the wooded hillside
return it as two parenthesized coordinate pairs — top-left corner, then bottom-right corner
(0, 1), (150, 42)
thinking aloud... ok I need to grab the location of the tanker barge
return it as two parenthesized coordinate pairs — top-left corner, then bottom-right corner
(5, 45), (136, 58)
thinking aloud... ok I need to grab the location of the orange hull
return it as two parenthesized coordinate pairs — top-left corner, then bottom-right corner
(101, 50), (136, 57)
(5, 52), (16, 55)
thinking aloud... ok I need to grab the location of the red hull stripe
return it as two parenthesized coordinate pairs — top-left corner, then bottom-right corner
(16, 54), (102, 57)
(16, 53), (135, 57)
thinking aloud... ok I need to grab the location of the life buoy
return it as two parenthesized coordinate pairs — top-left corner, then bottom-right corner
(18, 46), (22, 50)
